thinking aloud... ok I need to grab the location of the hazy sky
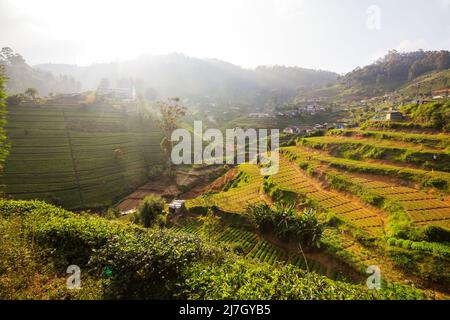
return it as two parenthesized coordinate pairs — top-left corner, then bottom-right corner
(1, 0), (450, 73)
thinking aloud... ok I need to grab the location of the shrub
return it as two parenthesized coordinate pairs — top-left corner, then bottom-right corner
(103, 207), (121, 220)
(34, 214), (132, 266)
(422, 225), (450, 243)
(246, 204), (324, 249)
(89, 230), (207, 299)
(262, 178), (297, 204)
(178, 257), (422, 300)
(198, 210), (221, 241)
(423, 177), (447, 190)
(131, 195), (166, 228)
(0, 199), (70, 219)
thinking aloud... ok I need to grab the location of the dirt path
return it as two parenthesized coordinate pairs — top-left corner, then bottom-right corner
(116, 166), (228, 212)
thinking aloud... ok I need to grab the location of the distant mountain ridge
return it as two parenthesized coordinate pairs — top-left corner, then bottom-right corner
(35, 53), (338, 106)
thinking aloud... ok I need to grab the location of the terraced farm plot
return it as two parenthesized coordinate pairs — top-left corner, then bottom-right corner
(171, 221), (203, 235)
(0, 104), (163, 209)
(272, 157), (385, 235)
(204, 164), (266, 213)
(283, 146), (450, 192)
(336, 176), (448, 229)
(300, 135), (450, 171)
(282, 146), (450, 230)
(329, 129), (450, 150)
(188, 156), (385, 235)
(246, 240), (288, 265)
(217, 227), (259, 254)
(211, 182), (265, 213)
(304, 136), (445, 153)
(352, 175), (450, 227)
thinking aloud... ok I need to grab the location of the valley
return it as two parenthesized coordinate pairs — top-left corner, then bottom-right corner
(0, 48), (449, 301)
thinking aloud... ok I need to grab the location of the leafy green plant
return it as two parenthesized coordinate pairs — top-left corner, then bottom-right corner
(246, 203), (324, 249)
(198, 209), (221, 241)
(0, 66), (9, 174)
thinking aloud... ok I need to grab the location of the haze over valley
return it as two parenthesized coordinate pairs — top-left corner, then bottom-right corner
(0, 0), (449, 304)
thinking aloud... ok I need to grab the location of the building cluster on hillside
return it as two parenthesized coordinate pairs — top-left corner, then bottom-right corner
(282, 122), (349, 135)
(277, 105), (326, 117)
(255, 104), (326, 119)
(49, 93), (87, 104)
(248, 112), (273, 118)
(97, 86), (136, 102)
(432, 88), (450, 100)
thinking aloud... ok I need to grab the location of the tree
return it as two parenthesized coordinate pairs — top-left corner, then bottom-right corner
(198, 209), (221, 242)
(24, 88), (38, 100)
(156, 98), (186, 176)
(0, 66), (9, 173)
(132, 195), (166, 228)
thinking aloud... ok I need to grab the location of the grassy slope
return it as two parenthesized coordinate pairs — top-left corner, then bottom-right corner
(0, 198), (417, 300)
(299, 135), (450, 171)
(186, 125), (450, 294)
(396, 69), (450, 96)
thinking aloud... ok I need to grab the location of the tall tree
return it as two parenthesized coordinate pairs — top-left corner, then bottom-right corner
(156, 98), (186, 177)
(24, 87), (38, 100)
(0, 66), (9, 173)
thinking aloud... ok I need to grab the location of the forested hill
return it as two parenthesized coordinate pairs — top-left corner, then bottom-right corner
(339, 50), (450, 97)
(35, 53), (338, 105)
(299, 50), (450, 100)
(0, 47), (81, 96)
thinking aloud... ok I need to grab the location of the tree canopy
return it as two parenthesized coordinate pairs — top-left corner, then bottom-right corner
(0, 65), (9, 172)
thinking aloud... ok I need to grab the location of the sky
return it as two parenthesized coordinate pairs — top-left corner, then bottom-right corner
(1, 0), (450, 73)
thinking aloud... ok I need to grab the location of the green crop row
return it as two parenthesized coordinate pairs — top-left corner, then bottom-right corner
(299, 136), (450, 171)
(360, 120), (438, 132)
(281, 146), (450, 192)
(327, 129), (450, 150)
(386, 238), (450, 258)
(1, 104), (164, 209)
(246, 240), (287, 265)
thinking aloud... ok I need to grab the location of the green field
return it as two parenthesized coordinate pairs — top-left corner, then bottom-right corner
(0, 104), (163, 209)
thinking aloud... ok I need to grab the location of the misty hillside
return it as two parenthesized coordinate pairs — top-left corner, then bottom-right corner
(0, 47), (81, 96)
(35, 53), (338, 105)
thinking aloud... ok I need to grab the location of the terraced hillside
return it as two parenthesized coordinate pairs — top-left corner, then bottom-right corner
(298, 135), (450, 171)
(187, 158), (386, 236)
(170, 219), (348, 281)
(283, 127), (449, 233)
(188, 164), (266, 213)
(0, 104), (163, 208)
(185, 126), (450, 294)
(282, 146), (450, 231)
